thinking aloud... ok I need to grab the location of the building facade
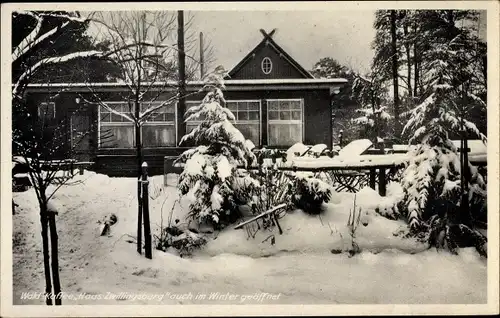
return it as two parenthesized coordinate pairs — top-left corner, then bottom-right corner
(21, 30), (347, 176)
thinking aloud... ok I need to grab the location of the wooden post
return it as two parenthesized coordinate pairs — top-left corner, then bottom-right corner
(137, 175), (142, 255)
(142, 162), (152, 259)
(338, 130), (343, 148)
(369, 168), (376, 190)
(378, 167), (386, 196)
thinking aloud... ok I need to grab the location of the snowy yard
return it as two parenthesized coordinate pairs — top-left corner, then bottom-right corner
(12, 171), (487, 305)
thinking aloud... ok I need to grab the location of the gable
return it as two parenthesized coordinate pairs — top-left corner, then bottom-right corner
(228, 30), (314, 80)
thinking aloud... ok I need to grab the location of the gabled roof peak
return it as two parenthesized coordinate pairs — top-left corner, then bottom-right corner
(227, 28), (315, 79)
(260, 28), (277, 38)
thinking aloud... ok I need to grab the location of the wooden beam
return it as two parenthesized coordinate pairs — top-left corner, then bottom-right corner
(234, 203), (287, 230)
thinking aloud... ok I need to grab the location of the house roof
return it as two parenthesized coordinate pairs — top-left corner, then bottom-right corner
(227, 29), (315, 79)
(23, 78), (347, 93)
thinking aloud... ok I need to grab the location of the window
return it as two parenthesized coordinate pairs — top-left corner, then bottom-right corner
(267, 99), (303, 146)
(226, 100), (261, 146)
(141, 102), (176, 148)
(261, 57), (272, 74)
(38, 102), (55, 121)
(186, 100), (261, 146)
(99, 102), (176, 149)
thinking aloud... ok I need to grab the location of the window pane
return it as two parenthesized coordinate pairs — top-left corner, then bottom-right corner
(279, 101), (291, 110)
(234, 123), (260, 146)
(238, 102), (248, 111)
(100, 125), (134, 148)
(248, 111), (260, 121)
(279, 111), (291, 120)
(268, 101), (279, 110)
(100, 111), (111, 122)
(148, 113), (164, 122)
(110, 113), (120, 122)
(226, 102), (237, 111)
(248, 102), (260, 111)
(291, 110), (301, 120)
(238, 111), (249, 120)
(268, 111), (279, 120)
(38, 103), (55, 121)
(268, 123), (302, 146)
(165, 113), (175, 122)
(290, 101), (302, 110)
(143, 125), (175, 147)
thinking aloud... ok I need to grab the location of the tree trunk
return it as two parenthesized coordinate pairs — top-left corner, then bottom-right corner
(136, 119), (143, 254)
(48, 214), (62, 305)
(390, 10), (400, 137)
(404, 24), (412, 97)
(413, 44), (419, 98)
(177, 10), (186, 146)
(40, 201), (52, 305)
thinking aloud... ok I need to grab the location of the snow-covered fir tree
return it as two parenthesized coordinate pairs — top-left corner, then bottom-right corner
(351, 74), (392, 142)
(176, 72), (259, 229)
(400, 29), (487, 236)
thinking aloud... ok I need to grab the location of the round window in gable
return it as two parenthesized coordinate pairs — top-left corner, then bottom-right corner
(261, 57), (273, 74)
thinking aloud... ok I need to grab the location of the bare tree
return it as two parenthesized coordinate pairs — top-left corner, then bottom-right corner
(11, 10), (110, 306)
(87, 11), (215, 257)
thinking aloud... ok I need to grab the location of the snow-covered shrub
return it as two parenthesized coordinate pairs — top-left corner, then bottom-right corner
(248, 148), (333, 216)
(248, 148), (294, 214)
(176, 76), (259, 229)
(292, 173), (333, 215)
(155, 219), (207, 258)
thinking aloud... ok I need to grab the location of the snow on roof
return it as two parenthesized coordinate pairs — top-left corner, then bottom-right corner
(24, 78), (347, 88)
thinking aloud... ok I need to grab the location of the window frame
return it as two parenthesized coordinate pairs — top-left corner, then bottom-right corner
(266, 98), (304, 146)
(226, 99), (262, 146)
(261, 57), (273, 75)
(37, 102), (56, 120)
(97, 101), (177, 149)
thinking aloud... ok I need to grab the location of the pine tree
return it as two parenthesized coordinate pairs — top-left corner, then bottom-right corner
(176, 73), (259, 228)
(400, 11), (487, 242)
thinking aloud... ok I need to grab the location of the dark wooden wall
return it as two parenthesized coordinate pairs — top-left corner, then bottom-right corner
(24, 88), (331, 177)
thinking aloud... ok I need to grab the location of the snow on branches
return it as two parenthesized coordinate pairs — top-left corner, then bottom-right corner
(398, 30), (487, 232)
(176, 74), (259, 228)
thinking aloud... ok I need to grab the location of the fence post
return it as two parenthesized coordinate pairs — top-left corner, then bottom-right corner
(142, 162), (152, 259)
(378, 167), (386, 197)
(369, 168), (376, 189)
(137, 175), (142, 255)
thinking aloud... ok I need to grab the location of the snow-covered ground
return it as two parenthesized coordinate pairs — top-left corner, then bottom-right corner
(12, 171), (487, 306)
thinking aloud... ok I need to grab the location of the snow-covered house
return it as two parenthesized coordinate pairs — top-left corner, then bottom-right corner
(20, 29), (347, 176)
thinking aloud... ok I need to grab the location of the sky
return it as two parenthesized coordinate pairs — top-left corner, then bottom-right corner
(86, 9), (487, 76)
(187, 10), (376, 74)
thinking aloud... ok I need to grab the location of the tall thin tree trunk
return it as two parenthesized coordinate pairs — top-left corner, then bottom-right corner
(404, 24), (412, 98)
(40, 201), (52, 305)
(136, 121), (142, 254)
(413, 44), (419, 98)
(390, 10), (400, 137)
(136, 13), (145, 254)
(48, 214), (62, 305)
(177, 11), (186, 145)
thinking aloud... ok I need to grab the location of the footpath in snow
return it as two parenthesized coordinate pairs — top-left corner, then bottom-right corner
(12, 171), (487, 305)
